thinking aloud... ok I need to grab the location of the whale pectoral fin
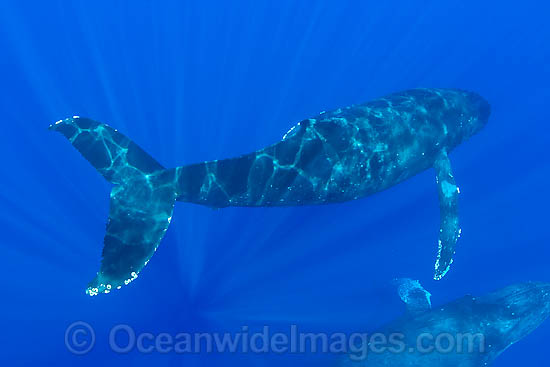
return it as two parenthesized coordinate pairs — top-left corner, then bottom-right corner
(433, 149), (461, 280)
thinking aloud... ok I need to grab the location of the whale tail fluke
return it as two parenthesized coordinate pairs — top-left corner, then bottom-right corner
(49, 117), (166, 184)
(50, 117), (178, 296)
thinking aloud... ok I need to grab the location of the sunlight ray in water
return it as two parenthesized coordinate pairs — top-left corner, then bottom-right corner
(0, 1), (549, 366)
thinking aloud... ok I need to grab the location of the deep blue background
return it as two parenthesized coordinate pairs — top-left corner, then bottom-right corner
(1, 1), (549, 366)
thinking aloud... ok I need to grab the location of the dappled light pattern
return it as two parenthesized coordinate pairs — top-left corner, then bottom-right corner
(176, 88), (490, 278)
(50, 118), (178, 295)
(178, 89), (488, 208)
(50, 88), (490, 295)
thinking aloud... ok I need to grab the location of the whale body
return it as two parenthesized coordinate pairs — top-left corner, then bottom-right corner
(340, 279), (550, 366)
(50, 88), (490, 295)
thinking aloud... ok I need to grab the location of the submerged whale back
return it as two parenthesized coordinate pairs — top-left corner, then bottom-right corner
(176, 88), (486, 208)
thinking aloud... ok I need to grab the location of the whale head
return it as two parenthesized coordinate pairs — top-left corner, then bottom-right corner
(460, 90), (491, 139)
(474, 282), (550, 359)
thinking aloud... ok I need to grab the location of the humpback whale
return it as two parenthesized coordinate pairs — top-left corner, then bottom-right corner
(340, 279), (550, 366)
(50, 88), (490, 296)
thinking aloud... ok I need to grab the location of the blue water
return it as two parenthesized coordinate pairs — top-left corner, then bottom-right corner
(1, 1), (549, 366)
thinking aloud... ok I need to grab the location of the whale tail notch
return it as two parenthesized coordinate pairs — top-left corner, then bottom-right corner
(50, 117), (178, 296)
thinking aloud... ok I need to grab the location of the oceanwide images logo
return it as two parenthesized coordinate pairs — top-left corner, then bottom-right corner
(65, 321), (485, 360)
